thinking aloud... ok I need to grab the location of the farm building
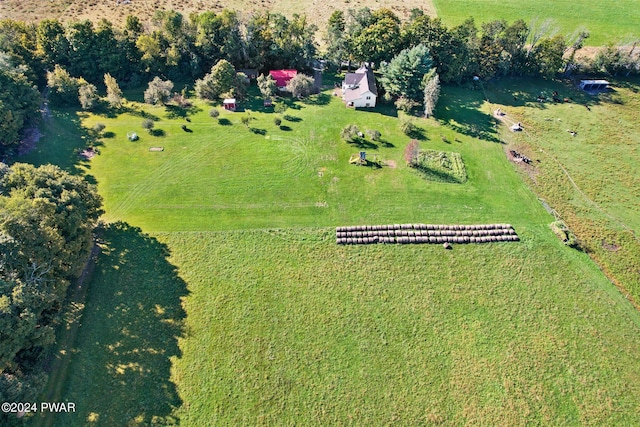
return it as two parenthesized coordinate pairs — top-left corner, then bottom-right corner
(580, 79), (610, 91)
(238, 69), (259, 80)
(223, 98), (236, 111)
(269, 69), (298, 91)
(342, 63), (378, 108)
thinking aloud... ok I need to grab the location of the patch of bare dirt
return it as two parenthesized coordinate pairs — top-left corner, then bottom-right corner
(601, 240), (620, 251)
(504, 145), (539, 183)
(384, 160), (397, 168)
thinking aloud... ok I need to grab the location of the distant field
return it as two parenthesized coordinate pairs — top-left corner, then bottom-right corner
(0, 0), (435, 29)
(2, 0), (636, 45)
(51, 227), (640, 425)
(433, 0), (640, 46)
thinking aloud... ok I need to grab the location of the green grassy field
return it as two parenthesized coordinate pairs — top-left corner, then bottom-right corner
(20, 79), (640, 425)
(50, 227), (640, 425)
(432, 0), (640, 46)
(23, 86), (545, 233)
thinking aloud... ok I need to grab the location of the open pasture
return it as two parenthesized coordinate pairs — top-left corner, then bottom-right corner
(50, 226), (640, 425)
(433, 0), (640, 46)
(20, 86), (548, 233)
(481, 76), (640, 304)
(0, 0), (435, 29)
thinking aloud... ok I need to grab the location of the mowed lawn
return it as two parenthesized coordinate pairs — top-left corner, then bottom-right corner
(53, 227), (640, 425)
(23, 86), (546, 232)
(433, 0), (640, 46)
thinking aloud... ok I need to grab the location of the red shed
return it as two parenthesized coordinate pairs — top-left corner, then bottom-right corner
(269, 69), (297, 90)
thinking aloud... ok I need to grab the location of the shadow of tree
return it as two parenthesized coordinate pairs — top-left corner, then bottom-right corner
(380, 139), (395, 147)
(165, 104), (202, 120)
(407, 127), (428, 141)
(52, 222), (188, 426)
(436, 87), (502, 143)
(17, 108), (101, 183)
(347, 137), (378, 149)
(302, 93), (331, 106)
(218, 118), (232, 126)
(283, 115), (302, 122)
(250, 127), (267, 135)
(482, 77), (632, 112)
(120, 106), (161, 121)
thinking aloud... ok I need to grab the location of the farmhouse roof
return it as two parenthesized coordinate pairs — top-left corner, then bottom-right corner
(269, 69), (298, 87)
(343, 63), (378, 99)
(344, 73), (365, 86)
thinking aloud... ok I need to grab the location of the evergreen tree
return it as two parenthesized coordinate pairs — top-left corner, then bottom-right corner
(422, 70), (440, 118)
(379, 44), (433, 102)
(104, 73), (124, 108)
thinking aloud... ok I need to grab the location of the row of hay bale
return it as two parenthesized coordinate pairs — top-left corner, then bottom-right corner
(336, 223), (512, 232)
(336, 223), (519, 245)
(336, 229), (516, 238)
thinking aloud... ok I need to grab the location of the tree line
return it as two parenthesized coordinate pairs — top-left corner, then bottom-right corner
(0, 163), (102, 423)
(1, 8), (638, 154)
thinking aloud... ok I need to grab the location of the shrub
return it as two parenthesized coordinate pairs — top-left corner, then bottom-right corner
(366, 129), (381, 141)
(274, 117), (282, 126)
(404, 139), (419, 164)
(550, 221), (580, 248)
(274, 103), (288, 114)
(209, 108), (220, 119)
(93, 123), (105, 134)
(341, 124), (360, 142)
(395, 96), (419, 113)
(142, 119), (154, 132)
(400, 117), (416, 135)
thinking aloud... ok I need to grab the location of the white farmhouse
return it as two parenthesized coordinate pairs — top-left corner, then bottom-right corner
(342, 63), (377, 108)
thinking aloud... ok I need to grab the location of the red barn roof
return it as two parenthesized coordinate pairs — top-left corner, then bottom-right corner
(269, 69), (297, 88)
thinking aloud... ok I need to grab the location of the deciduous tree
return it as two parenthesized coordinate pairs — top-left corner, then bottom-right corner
(195, 59), (236, 100)
(0, 162), (101, 409)
(46, 64), (79, 106)
(257, 73), (277, 99)
(422, 70), (440, 118)
(0, 66), (40, 155)
(78, 79), (98, 110)
(286, 73), (314, 98)
(144, 76), (174, 105)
